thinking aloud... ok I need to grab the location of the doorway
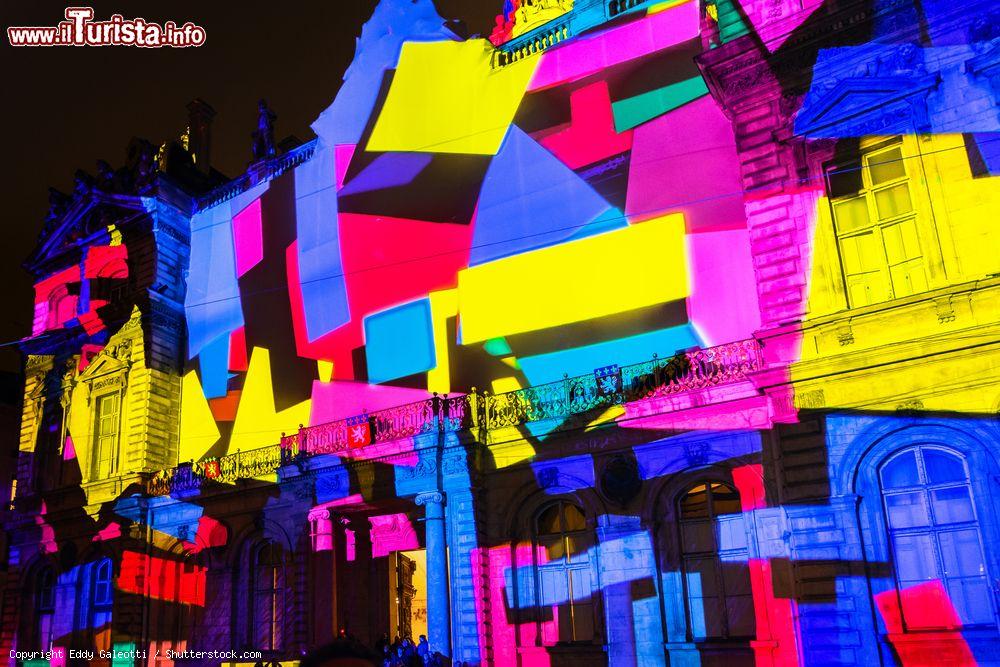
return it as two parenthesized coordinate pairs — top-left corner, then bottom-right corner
(392, 549), (427, 641)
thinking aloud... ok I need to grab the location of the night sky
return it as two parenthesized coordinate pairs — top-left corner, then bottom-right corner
(0, 0), (500, 373)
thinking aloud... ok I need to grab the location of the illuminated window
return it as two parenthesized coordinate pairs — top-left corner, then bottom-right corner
(879, 447), (994, 629)
(533, 500), (597, 643)
(827, 141), (929, 307)
(677, 482), (754, 640)
(250, 541), (285, 651)
(90, 558), (113, 652)
(91, 393), (121, 480)
(34, 568), (55, 651)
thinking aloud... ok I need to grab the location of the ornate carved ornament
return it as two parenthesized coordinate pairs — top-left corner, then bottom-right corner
(794, 45), (941, 138)
(966, 38), (1000, 94)
(415, 491), (445, 507)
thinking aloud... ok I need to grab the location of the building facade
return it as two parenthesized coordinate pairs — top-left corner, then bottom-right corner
(4, 0), (1000, 666)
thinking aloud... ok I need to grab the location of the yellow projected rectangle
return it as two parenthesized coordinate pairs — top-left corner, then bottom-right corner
(367, 40), (539, 155)
(458, 214), (689, 343)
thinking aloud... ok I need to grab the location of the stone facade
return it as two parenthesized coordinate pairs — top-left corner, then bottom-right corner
(4, 1), (1000, 666)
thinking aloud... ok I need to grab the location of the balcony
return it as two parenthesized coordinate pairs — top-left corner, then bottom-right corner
(146, 340), (763, 496)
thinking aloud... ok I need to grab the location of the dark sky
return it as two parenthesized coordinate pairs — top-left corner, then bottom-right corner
(0, 0), (500, 373)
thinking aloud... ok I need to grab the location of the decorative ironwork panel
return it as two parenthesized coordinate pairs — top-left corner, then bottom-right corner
(147, 342), (763, 494)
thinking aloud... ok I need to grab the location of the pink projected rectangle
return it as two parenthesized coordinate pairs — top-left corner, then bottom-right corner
(232, 198), (264, 278)
(528, 1), (699, 91)
(875, 582), (977, 666)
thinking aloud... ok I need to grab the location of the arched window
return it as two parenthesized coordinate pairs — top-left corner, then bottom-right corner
(879, 446), (994, 628)
(533, 500), (596, 643)
(250, 541), (285, 651)
(90, 558), (114, 652)
(46, 285), (77, 330)
(677, 482), (755, 640)
(34, 568), (56, 650)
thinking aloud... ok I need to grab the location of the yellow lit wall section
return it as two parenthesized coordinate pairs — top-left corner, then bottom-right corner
(230, 347), (311, 454)
(794, 133), (1000, 413)
(367, 40), (539, 155)
(427, 288), (459, 395)
(489, 376), (537, 467)
(457, 214), (689, 343)
(178, 371), (220, 463)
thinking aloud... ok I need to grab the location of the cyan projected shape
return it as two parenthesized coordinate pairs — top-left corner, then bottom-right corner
(364, 298), (437, 384)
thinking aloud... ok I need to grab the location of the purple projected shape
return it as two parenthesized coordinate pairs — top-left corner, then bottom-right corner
(625, 95), (746, 233)
(339, 152), (434, 196)
(295, 145), (351, 342)
(185, 204), (244, 360)
(310, 0), (455, 147)
(471, 126), (613, 266)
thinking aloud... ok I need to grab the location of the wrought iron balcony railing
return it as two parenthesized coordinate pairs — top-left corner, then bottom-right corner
(147, 340), (762, 495)
(146, 442), (294, 496)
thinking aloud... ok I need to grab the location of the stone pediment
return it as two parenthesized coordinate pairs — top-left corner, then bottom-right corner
(794, 73), (941, 138)
(75, 309), (143, 384)
(27, 137), (160, 274)
(27, 189), (149, 275)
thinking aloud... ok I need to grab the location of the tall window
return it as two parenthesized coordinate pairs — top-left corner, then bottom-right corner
(91, 393), (121, 480)
(34, 568), (56, 650)
(678, 482), (755, 640)
(251, 541), (285, 651)
(827, 141), (928, 307)
(879, 447), (995, 629)
(534, 500), (596, 643)
(91, 558), (114, 652)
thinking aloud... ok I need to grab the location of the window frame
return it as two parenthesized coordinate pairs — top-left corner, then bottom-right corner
(249, 540), (286, 652)
(90, 391), (122, 480)
(877, 445), (997, 632)
(88, 558), (114, 653)
(675, 481), (755, 642)
(33, 567), (56, 651)
(825, 138), (929, 308)
(529, 499), (599, 645)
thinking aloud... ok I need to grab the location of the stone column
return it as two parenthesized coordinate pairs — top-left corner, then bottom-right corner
(308, 508), (337, 645)
(352, 517), (375, 646)
(416, 491), (450, 657)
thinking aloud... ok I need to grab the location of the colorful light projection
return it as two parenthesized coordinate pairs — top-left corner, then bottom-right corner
(173, 0), (764, 471)
(17, 0), (1000, 664)
(31, 228), (129, 337)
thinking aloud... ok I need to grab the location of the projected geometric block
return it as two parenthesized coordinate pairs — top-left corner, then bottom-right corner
(458, 214), (689, 344)
(367, 39), (538, 155)
(364, 298), (437, 384)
